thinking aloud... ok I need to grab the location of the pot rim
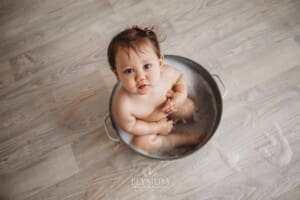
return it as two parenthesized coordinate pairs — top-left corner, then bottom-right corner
(108, 54), (223, 160)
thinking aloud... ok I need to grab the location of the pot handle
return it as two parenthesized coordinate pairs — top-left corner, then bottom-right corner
(104, 113), (120, 142)
(211, 73), (227, 99)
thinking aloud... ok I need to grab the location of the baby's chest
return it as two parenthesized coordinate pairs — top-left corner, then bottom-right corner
(134, 87), (170, 121)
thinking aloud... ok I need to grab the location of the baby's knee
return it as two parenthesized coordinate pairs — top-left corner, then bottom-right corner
(172, 98), (196, 120)
(185, 98), (196, 111)
(131, 135), (162, 152)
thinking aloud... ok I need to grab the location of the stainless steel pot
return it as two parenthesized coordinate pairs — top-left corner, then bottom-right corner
(104, 55), (226, 160)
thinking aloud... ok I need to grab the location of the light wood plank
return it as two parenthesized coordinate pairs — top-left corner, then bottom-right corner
(1, 145), (80, 200)
(0, 0), (111, 62)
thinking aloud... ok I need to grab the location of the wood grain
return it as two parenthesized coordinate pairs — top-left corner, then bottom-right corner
(0, 0), (299, 199)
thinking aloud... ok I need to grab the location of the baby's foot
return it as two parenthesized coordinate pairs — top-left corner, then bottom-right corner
(196, 133), (205, 142)
(190, 133), (204, 144)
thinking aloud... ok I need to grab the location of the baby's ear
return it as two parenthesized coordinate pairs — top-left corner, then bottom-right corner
(159, 55), (164, 69)
(112, 69), (119, 80)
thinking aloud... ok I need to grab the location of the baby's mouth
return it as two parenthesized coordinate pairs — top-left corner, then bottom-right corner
(137, 84), (148, 90)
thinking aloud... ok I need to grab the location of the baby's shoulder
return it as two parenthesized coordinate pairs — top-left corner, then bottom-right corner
(162, 64), (182, 79)
(113, 88), (133, 112)
(163, 64), (179, 72)
(112, 88), (137, 127)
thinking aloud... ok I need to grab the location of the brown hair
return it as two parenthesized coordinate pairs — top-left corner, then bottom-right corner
(107, 26), (161, 70)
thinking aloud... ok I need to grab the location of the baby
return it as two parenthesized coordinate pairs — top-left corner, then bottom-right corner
(107, 26), (203, 153)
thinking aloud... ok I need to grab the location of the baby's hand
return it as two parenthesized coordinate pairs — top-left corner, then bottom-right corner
(161, 90), (177, 114)
(166, 90), (174, 99)
(157, 118), (173, 135)
(161, 99), (177, 114)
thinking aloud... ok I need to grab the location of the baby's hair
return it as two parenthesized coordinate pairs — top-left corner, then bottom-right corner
(107, 25), (161, 70)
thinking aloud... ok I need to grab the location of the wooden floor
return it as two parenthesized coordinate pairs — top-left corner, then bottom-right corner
(0, 0), (300, 199)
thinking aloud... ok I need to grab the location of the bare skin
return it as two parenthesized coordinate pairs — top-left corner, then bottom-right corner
(112, 40), (203, 153)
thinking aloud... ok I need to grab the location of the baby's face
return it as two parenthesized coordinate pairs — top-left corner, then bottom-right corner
(114, 41), (163, 95)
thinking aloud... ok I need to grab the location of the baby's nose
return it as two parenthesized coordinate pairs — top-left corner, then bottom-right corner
(136, 71), (145, 81)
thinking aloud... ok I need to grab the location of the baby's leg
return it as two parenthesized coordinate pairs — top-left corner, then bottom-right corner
(171, 98), (196, 121)
(131, 133), (203, 153)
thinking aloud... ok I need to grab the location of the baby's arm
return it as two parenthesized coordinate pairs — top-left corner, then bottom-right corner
(121, 115), (173, 136)
(162, 73), (188, 114)
(171, 74), (188, 106)
(114, 100), (173, 136)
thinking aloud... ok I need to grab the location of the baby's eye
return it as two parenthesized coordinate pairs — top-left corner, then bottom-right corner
(144, 64), (152, 70)
(124, 68), (134, 74)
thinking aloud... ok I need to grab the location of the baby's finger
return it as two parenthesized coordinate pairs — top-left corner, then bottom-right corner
(170, 106), (176, 114)
(166, 90), (174, 98)
(163, 107), (171, 114)
(169, 106), (175, 113)
(161, 100), (171, 112)
(167, 102), (175, 113)
(162, 104), (173, 114)
(162, 107), (170, 114)
(161, 104), (168, 112)
(167, 102), (175, 112)
(171, 102), (177, 111)
(165, 106), (174, 114)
